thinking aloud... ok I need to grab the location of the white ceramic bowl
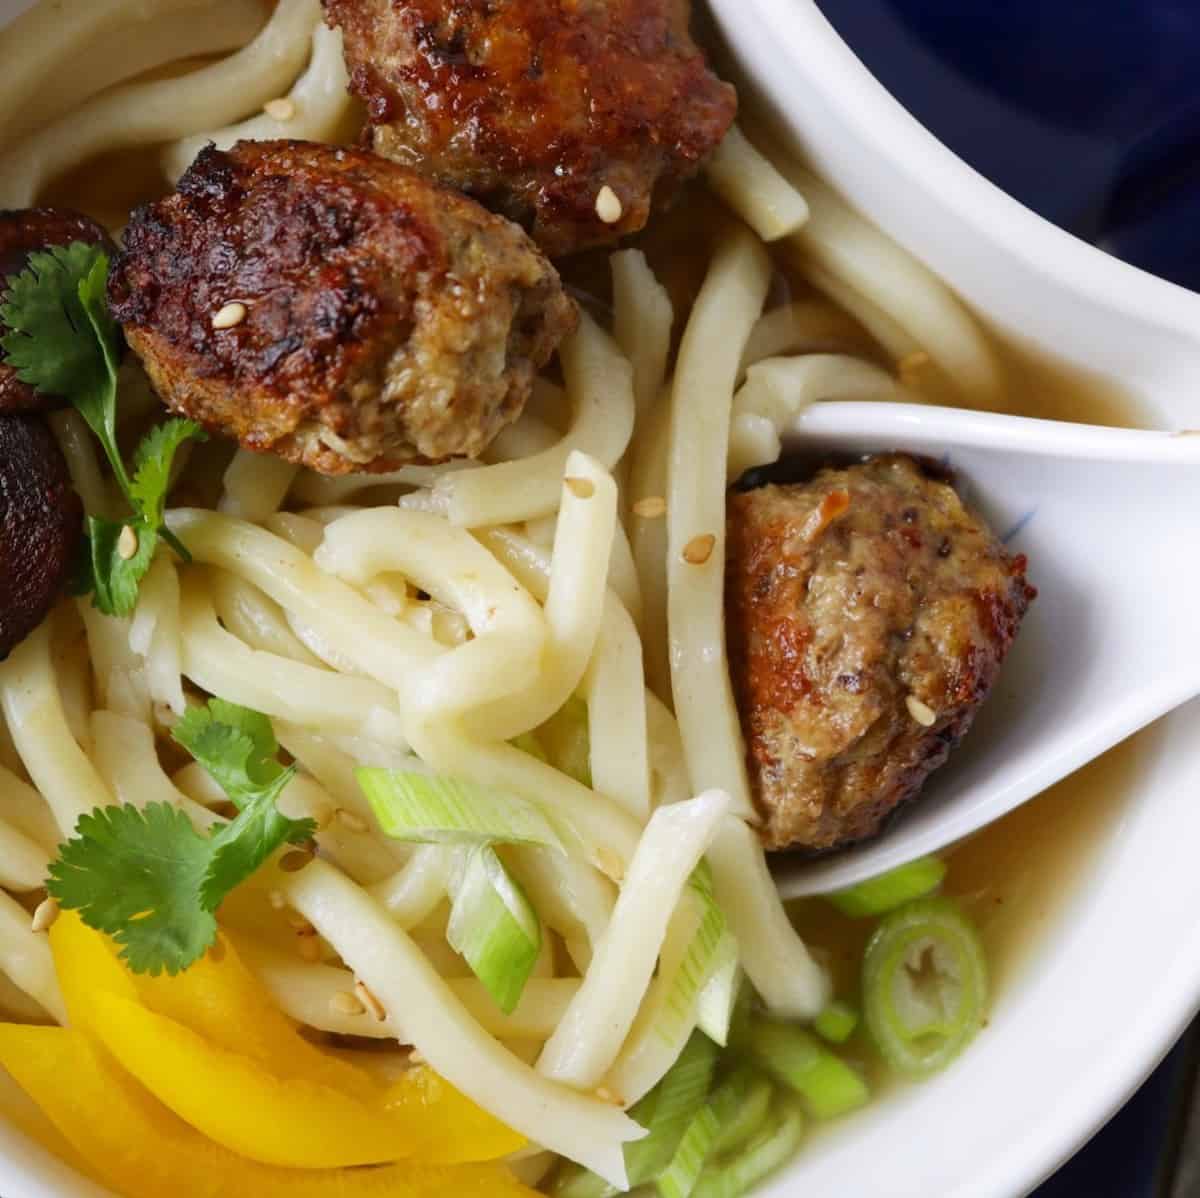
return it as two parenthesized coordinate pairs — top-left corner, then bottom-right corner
(2, 3), (1200, 1198)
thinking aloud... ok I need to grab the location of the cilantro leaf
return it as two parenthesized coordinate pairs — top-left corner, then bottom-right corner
(48, 699), (317, 975)
(84, 516), (156, 618)
(46, 803), (217, 976)
(130, 416), (204, 562)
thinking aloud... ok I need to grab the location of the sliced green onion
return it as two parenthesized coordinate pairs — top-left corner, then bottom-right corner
(695, 932), (741, 1047)
(747, 1020), (869, 1120)
(356, 768), (565, 850)
(862, 896), (987, 1077)
(692, 1104), (805, 1198)
(538, 694), (592, 787)
(652, 1065), (763, 1195)
(711, 1070), (773, 1157)
(446, 845), (542, 1014)
(554, 1031), (719, 1198)
(825, 855), (947, 918)
(814, 999), (859, 1045)
(653, 864), (732, 1050)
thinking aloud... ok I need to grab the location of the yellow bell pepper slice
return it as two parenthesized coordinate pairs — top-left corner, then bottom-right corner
(49, 914), (524, 1166)
(0, 1024), (535, 1198)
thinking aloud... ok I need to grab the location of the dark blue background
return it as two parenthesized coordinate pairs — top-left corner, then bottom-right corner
(817, 0), (1200, 294)
(814, 2), (1200, 1192)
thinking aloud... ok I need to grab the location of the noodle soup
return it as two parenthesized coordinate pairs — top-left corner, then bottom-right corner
(0, 2), (1153, 1196)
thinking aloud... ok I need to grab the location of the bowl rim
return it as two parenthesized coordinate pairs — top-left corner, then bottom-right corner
(743, 0), (1200, 343)
(721, 3), (1200, 1195)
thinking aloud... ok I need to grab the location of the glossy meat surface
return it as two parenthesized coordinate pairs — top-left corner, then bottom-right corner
(324, 0), (737, 256)
(108, 140), (577, 474)
(0, 208), (115, 413)
(726, 455), (1035, 853)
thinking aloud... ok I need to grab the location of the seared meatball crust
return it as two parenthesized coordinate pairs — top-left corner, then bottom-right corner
(726, 455), (1035, 854)
(0, 208), (115, 413)
(324, 0), (738, 257)
(108, 140), (577, 475)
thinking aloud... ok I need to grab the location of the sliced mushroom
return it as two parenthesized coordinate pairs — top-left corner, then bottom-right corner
(0, 415), (83, 658)
(0, 208), (116, 413)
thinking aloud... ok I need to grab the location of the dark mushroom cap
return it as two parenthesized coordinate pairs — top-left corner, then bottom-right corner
(0, 208), (116, 413)
(0, 415), (83, 658)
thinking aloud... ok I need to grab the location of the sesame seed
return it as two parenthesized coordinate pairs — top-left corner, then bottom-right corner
(564, 476), (595, 500)
(279, 847), (315, 873)
(268, 889), (286, 910)
(906, 695), (937, 727)
(297, 935), (322, 962)
(335, 807), (369, 834)
(264, 97), (297, 122)
(682, 533), (716, 565)
(409, 1048), (427, 1065)
(594, 1086), (618, 1104)
(354, 979), (387, 1022)
(117, 524), (139, 560)
(30, 897), (58, 934)
(633, 496), (667, 519)
(595, 185), (623, 224)
(330, 990), (366, 1017)
(212, 301), (247, 330)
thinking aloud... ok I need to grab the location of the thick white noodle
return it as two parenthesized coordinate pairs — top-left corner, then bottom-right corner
(506, 845), (616, 974)
(461, 452), (616, 741)
(437, 314), (635, 527)
(537, 790), (733, 1089)
(739, 299), (868, 378)
(486, 412), (564, 462)
(0, 623), (113, 836)
(667, 229), (769, 815)
(90, 711), (219, 831)
(778, 159), (1001, 402)
(0, 892), (65, 1026)
(129, 555), (186, 717)
(0, 0), (254, 144)
(314, 508), (546, 723)
(585, 596), (650, 820)
(705, 125), (811, 242)
(238, 938), (578, 1042)
(728, 353), (913, 479)
(804, 263), (922, 367)
(217, 450), (300, 525)
(366, 845), (452, 928)
(290, 459), (481, 507)
(208, 571), (325, 668)
(708, 817), (827, 1018)
(3, 0), (267, 147)
(606, 521), (644, 631)
(645, 692), (690, 810)
(0, 767), (60, 856)
(163, 22), (352, 182)
(165, 510), (442, 705)
(51, 610), (93, 755)
(0, 816), (50, 893)
(279, 859), (644, 1187)
(0, 0), (321, 208)
(601, 891), (706, 1106)
(611, 250), (674, 420)
(178, 581), (403, 734)
(77, 603), (151, 723)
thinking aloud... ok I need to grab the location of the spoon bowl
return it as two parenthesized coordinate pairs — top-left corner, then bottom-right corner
(771, 403), (1200, 896)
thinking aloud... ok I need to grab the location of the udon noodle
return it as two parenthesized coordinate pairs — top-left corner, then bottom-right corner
(0, 0), (1004, 1189)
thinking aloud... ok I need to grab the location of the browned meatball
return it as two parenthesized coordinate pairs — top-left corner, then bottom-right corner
(726, 455), (1035, 854)
(0, 415), (82, 658)
(108, 140), (577, 475)
(0, 209), (115, 413)
(324, 0), (737, 257)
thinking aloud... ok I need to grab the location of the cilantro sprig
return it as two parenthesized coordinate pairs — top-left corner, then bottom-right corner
(47, 699), (317, 976)
(0, 242), (204, 617)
